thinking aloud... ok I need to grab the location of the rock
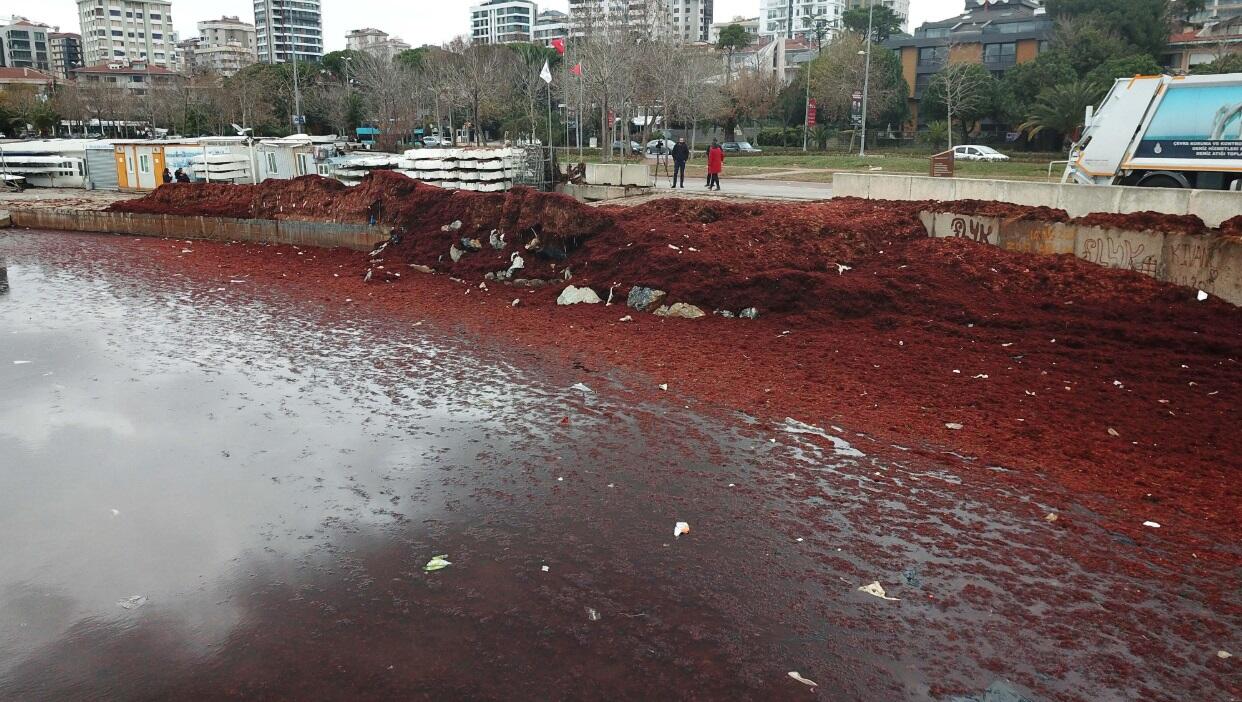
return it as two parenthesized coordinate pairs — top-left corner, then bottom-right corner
(484, 272), (497, 281)
(460, 237), (483, 252)
(489, 229), (505, 250)
(449, 245), (464, 263)
(409, 264), (435, 274)
(511, 278), (548, 288)
(714, 310), (735, 318)
(525, 236), (541, 251)
(440, 220), (462, 232)
(557, 285), (602, 305)
(627, 286), (667, 312)
(739, 307), (760, 319)
(654, 303), (706, 319)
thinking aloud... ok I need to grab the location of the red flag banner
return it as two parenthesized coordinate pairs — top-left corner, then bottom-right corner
(551, 38), (566, 55)
(570, 63), (583, 77)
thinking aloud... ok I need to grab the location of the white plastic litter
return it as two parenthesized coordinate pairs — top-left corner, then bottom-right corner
(659, 384), (668, 391)
(1143, 521), (1161, 528)
(587, 608), (601, 621)
(13, 360), (31, 365)
(858, 582), (900, 601)
(1218, 650), (1232, 659)
(945, 423), (964, 430)
(1107, 427), (1120, 437)
(423, 555), (452, 572)
(619, 315), (633, 322)
(541, 565), (550, 572)
(118, 595), (147, 610)
(571, 383), (593, 393)
(788, 671), (818, 687)
(674, 521), (690, 538)
(1197, 290), (1209, 301)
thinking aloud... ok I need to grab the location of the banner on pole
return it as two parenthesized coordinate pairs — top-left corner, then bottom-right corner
(806, 98), (817, 127)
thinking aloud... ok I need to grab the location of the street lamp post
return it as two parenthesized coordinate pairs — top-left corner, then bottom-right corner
(859, 0), (875, 157)
(802, 16), (830, 153)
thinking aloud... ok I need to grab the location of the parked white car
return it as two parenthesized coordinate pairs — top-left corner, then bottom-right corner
(952, 145), (1010, 162)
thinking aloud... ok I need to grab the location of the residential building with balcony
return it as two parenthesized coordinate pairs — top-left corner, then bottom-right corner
(568, 0), (672, 39)
(886, 0), (1053, 130)
(345, 28), (410, 59)
(758, 0), (843, 40)
(1165, 14), (1242, 72)
(0, 66), (54, 95)
(180, 16), (258, 77)
(73, 59), (184, 95)
(0, 17), (52, 73)
(49, 32), (83, 78)
(76, 0), (177, 69)
(470, 0), (537, 45)
(709, 16), (759, 44)
(671, 0), (714, 43)
(254, 0), (323, 64)
(533, 10), (570, 45)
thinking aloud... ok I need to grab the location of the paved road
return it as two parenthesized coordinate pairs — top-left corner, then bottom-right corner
(654, 176), (833, 201)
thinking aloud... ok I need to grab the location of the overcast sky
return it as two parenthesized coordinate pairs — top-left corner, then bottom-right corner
(2, 0), (965, 50)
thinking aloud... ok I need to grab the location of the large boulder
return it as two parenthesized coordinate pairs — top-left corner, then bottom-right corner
(557, 285), (603, 305)
(627, 286), (667, 312)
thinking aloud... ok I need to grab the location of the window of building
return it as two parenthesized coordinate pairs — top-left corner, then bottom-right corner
(138, 154), (151, 174)
(918, 46), (946, 65)
(266, 152), (278, 173)
(983, 42), (1016, 64)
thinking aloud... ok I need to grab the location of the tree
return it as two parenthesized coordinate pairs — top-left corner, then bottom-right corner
(841, 5), (903, 43)
(998, 51), (1077, 123)
(805, 32), (907, 129)
(444, 39), (511, 145)
(1018, 80), (1106, 146)
(717, 23), (753, 81)
(713, 69), (778, 137)
(1045, 0), (1173, 60)
(922, 62), (998, 148)
(1083, 53), (1162, 88)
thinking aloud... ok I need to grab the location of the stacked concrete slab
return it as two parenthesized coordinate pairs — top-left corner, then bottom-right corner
(396, 148), (523, 192)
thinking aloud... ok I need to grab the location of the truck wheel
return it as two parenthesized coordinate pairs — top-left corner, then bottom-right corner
(1137, 173), (1188, 189)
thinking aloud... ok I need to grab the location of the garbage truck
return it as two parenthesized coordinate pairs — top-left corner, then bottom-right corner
(1063, 73), (1242, 190)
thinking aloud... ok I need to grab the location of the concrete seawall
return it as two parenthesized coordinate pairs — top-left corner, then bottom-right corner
(920, 211), (1242, 306)
(838, 174), (1241, 227)
(8, 209), (391, 252)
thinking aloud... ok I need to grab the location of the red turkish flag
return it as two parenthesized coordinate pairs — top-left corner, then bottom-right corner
(551, 38), (566, 55)
(570, 63), (583, 77)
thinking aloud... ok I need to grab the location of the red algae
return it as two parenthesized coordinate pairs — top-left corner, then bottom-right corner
(1075, 211), (1209, 236)
(105, 174), (1242, 558)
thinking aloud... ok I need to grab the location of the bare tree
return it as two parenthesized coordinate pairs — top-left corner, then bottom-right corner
(445, 38), (510, 145)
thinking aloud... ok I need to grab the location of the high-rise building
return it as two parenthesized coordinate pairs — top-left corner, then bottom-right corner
(49, 32), (83, 78)
(843, 0), (910, 33)
(758, 0), (844, 39)
(76, 0), (177, 69)
(0, 17), (52, 72)
(470, 1), (538, 45)
(254, 0), (323, 64)
(533, 9), (569, 46)
(346, 28), (411, 58)
(670, 0), (713, 43)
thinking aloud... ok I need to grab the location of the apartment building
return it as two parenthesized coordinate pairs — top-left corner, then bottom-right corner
(569, 0), (672, 38)
(187, 16), (257, 77)
(470, 1), (538, 44)
(671, 0), (714, 43)
(0, 17), (52, 72)
(533, 10), (570, 45)
(72, 59), (184, 95)
(254, 0), (323, 64)
(758, 0), (844, 40)
(885, 0), (1053, 129)
(345, 28), (411, 58)
(709, 15), (759, 44)
(76, 0), (176, 69)
(49, 32), (84, 78)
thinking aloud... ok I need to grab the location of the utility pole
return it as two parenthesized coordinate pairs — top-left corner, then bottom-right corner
(859, 0), (875, 157)
(291, 49), (302, 134)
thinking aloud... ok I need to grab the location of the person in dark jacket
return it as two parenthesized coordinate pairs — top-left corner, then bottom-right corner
(174, 168), (190, 183)
(706, 140), (725, 191)
(671, 137), (689, 188)
(161, 167), (173, 185)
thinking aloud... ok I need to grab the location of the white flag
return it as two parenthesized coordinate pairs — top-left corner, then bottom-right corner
(539, 60), (552, 85)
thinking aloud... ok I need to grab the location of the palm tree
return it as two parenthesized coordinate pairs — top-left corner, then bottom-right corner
(1019, 80), (1105, 146)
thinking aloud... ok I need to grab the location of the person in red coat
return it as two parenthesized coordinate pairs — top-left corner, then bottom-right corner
(706, 140), (725, 191)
